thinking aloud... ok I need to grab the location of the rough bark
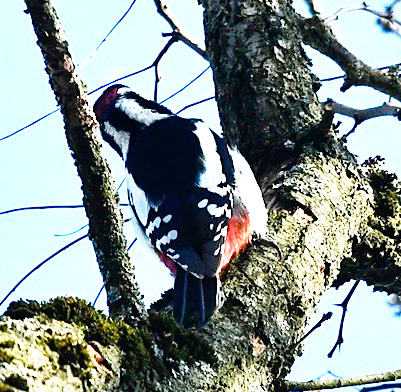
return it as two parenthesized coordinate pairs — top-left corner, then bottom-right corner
(1, 0), (401, 391)
(23, 0), (145, 320)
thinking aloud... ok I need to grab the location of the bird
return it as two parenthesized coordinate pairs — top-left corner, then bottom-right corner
(93, 84), (267, 327)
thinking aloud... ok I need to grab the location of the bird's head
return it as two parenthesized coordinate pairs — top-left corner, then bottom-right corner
(93, 84), (173, 159)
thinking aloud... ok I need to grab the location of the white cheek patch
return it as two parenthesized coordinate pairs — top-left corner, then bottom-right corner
(193, 122), (226, 188)
(115, 98), (171, 126)
(104, 122), (131, 160)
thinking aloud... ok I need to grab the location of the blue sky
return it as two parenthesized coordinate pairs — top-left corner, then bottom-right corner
(1, 0), (401, 387)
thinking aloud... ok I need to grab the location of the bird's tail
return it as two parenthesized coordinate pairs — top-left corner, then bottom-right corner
(173, 265), (224, 328)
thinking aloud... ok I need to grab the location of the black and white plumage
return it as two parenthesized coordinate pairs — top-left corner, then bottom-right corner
(94, 84), (267, 327)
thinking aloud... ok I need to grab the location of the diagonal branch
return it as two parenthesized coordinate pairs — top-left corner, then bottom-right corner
(283, 368), (401, 391)
(153, 0), (208, 61)
(328, 280), (360, 358)
(24, 0), (145, 320)
(297, 15), (401, 100)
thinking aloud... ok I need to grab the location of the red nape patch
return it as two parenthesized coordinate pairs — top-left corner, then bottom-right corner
(220, 210), (252, 272)
(158, 252), (177, 276)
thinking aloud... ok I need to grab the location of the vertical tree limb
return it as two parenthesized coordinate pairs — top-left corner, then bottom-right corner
(23, 0), (145, 320)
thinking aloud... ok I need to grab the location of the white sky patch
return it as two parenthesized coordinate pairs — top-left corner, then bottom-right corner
(103, 122), (131, 160)
(193, 122), (226, 188)
(115, 97), (171, 126)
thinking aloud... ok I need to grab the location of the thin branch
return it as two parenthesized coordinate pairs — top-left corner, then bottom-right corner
(2, 38), (185, 142)
(93, 284), (105, 307)
(0, 205), (84, 216)
(325, 3), (370, 23)
(0, 109), (58, 142)
(325, 2), (401, 37)
(0, 204), (131, 217)
(361, 382), (401, 392)
(291, 312), (333, 349)
(283, 368), (401, 391)
(78, 0), (138, 68)
(328, 280), (360, 358)
(0, 234), (88, 308)
(325, 99), (401, 138)
(160, 65), (210, 104)
(55, 223), (89, 237)
(153, 0), (208, 61)
(93, 238), (137, 307)
(297, 15), (401, 99)
(153, 35), (178, 101)
(321, 63), (401, 83)
(176, 96), (215, 114)
(304, 0), (320, 16)
(24, 0), (145, 320)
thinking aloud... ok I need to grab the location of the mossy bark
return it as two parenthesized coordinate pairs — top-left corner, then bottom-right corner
(2, 0), (401, 391)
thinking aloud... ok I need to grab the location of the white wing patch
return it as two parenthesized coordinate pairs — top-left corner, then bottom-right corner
(193, 122), (226, 188)
(115, 97), (171, 126)
(126, 169), (150, 226)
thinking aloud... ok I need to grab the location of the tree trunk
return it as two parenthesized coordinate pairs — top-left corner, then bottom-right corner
(1, 0), (401, 391)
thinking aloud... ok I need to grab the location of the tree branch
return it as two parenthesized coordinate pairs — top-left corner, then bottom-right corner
(328, 280), (360, 358)
(153, 0), (208, 61)
(325, 99), (401, 138)
(24, 0), (145, 320)
(297, 15), (401, 99)
(325, 3), (401, 37)
(283, 368), (401, 391)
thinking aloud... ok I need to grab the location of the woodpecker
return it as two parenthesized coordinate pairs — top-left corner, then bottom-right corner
(94, 84), (267, 327)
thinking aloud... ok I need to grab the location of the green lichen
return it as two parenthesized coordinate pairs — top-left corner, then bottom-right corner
(0, 340), (14, 349)
(363, 156), (401, 239)
(0, 350), (14, 364)
(47, 333), (91, 378)
(0, 382), (14, 392)
(148, 311), (216, 367)
(5, 297), (119, 346)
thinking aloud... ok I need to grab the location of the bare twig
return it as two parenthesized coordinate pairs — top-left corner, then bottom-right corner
(78, 0), (138, 68)
(328, 280), (360, 358)
(321, 62), (401, 83)
(0, 234), (89, 309)
(0, 204), (130, 217)
(24, 0), (145, 320)
(297, 15), (401, 99)
(325, 3), (369, 23)
(283, 368), (401, 391)
(160, 66), (210, 104)
(325, 99), (401, 138)
(291, 312), (333, 349)
(361, 382), (401, 392)
(325, 2), (401, 36)
(176, 96), (215, 114)
(304, 0), (320, 16)
(92, 238), (137, 307)
(153, 0), (208, 61)
(153, 35), (178, 101)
